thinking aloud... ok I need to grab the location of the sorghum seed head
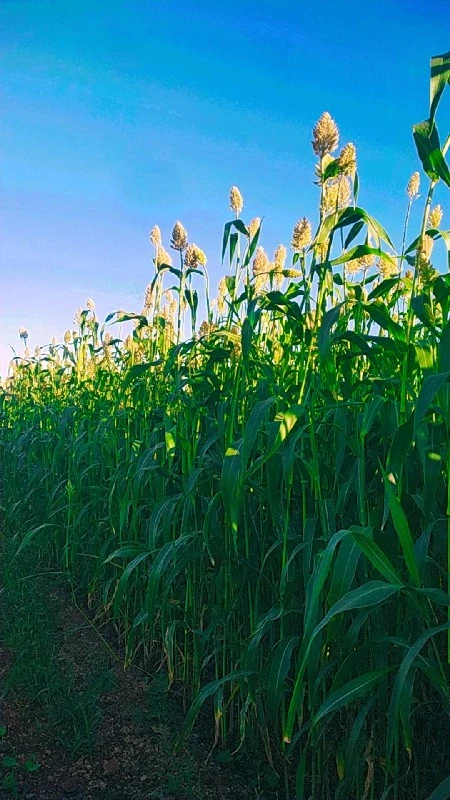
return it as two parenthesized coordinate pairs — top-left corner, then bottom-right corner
(254, 274), (266, 294)
(377, 255), (398, 279)
(185, 243), (207, 268)
(283, 268), (302, 278)
(86, 298), (95, 311)
(305, 309), (316, 329)
(273, 244), (287, 272)
(337, 143), (357, 176)
(322, 176), (351, 215)
(346, 259), (360, 275)
(64, 330), (72, 344)
(273, 271), (284, 288)
(312, 112), (339, 158)
(149, 225), (162, 247)
(272, 341), (283, 363)
(420, 234), (434, 261)
(291, 217), (312, 250)
(170, 221), (188, 251)
(357, 253), (376, 269)
(18, 327), (28, 341)
(156, 245), (172, 267)
(315, 242), (328, 262)
(247, 217), (261, 239)
(163, 289), (177, 317)
(428, 204), (443, 229)
(252, 246), (269, 276)
(418, 258), (436, 286)
(407, 172), (420, 198)
(199, 320), (216, 337)
(339, 176), (351, 207)
(229, 186), (244, 215)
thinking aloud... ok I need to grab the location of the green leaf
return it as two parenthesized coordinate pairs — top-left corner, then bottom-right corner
(318, 303), (343, 377)
(335, 697), (376, 799)
(233, 219), (249, 237)
(184, 288), (198, 315)
(230, 232), (239, 264)
(243, 605), (283, 697)
(284, 579), (401, 743)
(368, 277), (400, 300)
(243, 220), (262, 266)
(429, 51), (450, 124)
(344, 220), (365, 249)
(386, 414), (414, 477)
(331, 246), (396, 268)
(176, 670), (255, 749)
(412, 119), (450, 187)
(221, 440), (243, 554)
(328, 535), (361, 607)
(363, 302), (406, 341)
(412, 295), (437, 331)
(439, 323), (450, 372)
(112, 550), (152, 617)
(122, 362), (160, 391)
(322, 158), (341, 181)
(350, 530), (403, 585)
(103, 544), (147, 564)
(360, 395), (385, 439)
(411, 587), (450, 607)
(242, 397), (275, 468)
(24, 759), (41, 773)
(267, 635), (299, 723)
(146, 536), (197, 627)
(320, 207), (394, 249)
(245, 405), (303, 479)
(2, 756), (17, 768)
(312, 668), (391, 727)
(303, 528), (352, 637)
(427, 775), (450, 800)
(414, 372), (450, 435)
(222, 221), (232, 262)
(225, 275), (236, 296)
(386, 622), (450, 775)
(381, 468), (420, 587)
(15, 523), (57, 557)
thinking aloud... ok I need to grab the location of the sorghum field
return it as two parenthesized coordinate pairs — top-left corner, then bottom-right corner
(1, 54), (450, 799)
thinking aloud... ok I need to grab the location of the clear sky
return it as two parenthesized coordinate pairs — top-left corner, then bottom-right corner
(1, 0), (449, 374)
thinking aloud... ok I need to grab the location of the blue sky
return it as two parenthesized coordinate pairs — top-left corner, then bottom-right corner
(1, 0), (449, 374)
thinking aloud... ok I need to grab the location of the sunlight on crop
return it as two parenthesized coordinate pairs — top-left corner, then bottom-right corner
(1, 52), (449, 800)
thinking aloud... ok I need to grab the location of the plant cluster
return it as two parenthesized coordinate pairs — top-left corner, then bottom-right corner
(1, 53), (449, 799)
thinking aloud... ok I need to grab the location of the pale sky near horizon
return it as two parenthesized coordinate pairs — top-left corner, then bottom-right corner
(1, 0), (450, 375)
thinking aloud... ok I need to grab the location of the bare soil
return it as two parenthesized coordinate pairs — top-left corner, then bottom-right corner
(0, 589), (264, 800)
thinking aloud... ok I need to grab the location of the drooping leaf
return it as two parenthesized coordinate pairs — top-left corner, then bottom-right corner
(312, 668), (391, 727)
(412, 119), (450, 186)
(429, 50), (450, 124)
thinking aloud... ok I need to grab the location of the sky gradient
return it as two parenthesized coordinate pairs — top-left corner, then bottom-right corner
(1, 0), (450, 374)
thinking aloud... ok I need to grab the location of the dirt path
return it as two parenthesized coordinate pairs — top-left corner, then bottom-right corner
(0, 582), (266, 800)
